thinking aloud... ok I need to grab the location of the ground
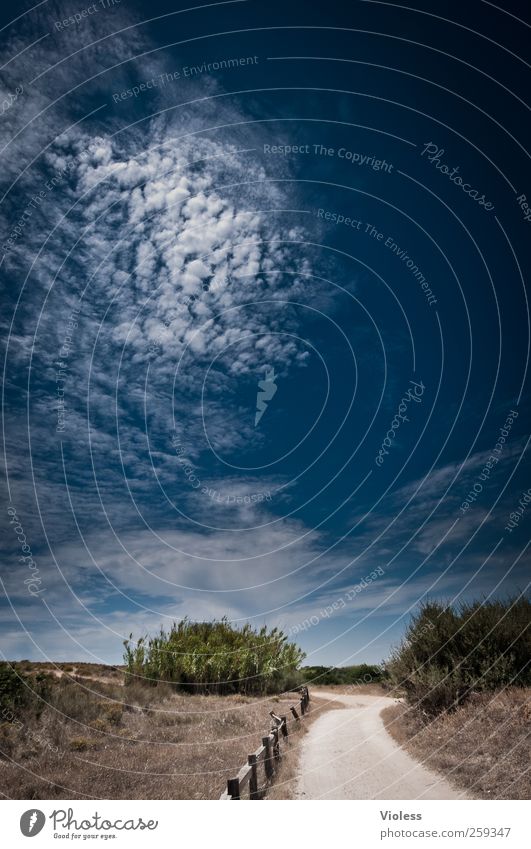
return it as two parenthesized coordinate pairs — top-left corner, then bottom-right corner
(2, 666), (528, 800)
(0, 664), (334, 800)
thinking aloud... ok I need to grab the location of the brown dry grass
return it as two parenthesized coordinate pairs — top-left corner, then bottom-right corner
(16, 661), (124, 679)
(382, 688), (531, 800)
(0, 667), (337, 800)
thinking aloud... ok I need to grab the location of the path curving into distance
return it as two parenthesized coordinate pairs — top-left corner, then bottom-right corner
(295, 692), (468, 800)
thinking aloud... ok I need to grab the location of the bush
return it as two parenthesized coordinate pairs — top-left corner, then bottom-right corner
(386, 597), (530, 715)
(300, 664), (384, 686)
(123, 617), (305, 695)
(0, 664), (27, 713)
(0, 663), (49, 716)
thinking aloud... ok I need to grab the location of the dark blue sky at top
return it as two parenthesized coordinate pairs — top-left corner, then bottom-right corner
(0, 0), (529, 666)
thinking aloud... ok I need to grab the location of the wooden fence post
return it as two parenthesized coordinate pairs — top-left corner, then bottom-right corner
(280, 715), (288, 737)
(227, 777), (240, 800)
(248, 753), (258, 799)
(262, 736), (273, 780)
(290, 705), (299, 721)
(272, 727), (280, 761)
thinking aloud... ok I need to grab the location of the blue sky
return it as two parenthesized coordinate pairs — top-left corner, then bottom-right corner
(0, 0), (529, 666)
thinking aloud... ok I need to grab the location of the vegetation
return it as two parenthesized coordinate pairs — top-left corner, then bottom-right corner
(386, 597), (530, 715)
(0, 662), (49, 716)
(0, 663), (28, 712)
(383, 689), (530, 800)
(300, 663), (384, 686)
(123, 617), (305, 695)
(0, 663), (321, 800)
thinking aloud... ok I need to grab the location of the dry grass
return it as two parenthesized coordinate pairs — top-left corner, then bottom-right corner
(382, 688), (531, 800)
(17, 661), (124, 681)
(0, 667), (337, 800)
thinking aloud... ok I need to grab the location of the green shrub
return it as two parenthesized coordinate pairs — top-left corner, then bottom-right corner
(386, 597), (530, 715)
(0, 664), (27, 713)
(123, 617), (305, 695)
(0, 664), (49, 716)
(300, 664), (384, 686)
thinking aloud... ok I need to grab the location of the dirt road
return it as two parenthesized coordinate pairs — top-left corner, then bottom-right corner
(295, 691), (467, 800)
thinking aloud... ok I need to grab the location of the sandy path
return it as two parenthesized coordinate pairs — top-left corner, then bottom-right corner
(295, 691), (467, 800)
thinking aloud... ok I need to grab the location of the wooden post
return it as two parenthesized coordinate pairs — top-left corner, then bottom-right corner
(248, 753), (258, 799)
(290, 705), (300, 721)
(227, 777), (240, 800)
(272, 727), (280, 761)
(280, 715), (288, 737)
(300, 695), (306, 715)
(262, 736), (273, 780)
